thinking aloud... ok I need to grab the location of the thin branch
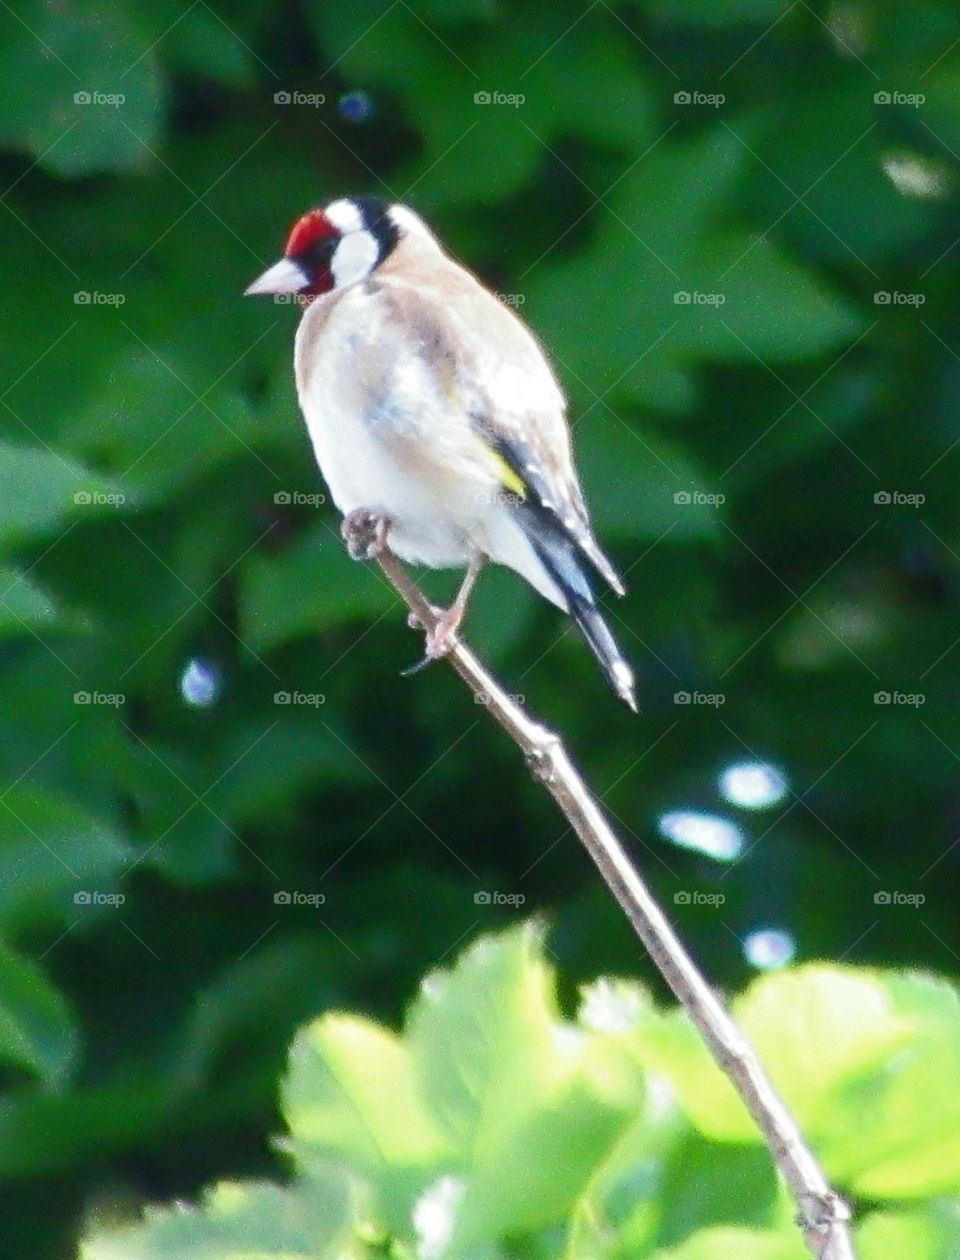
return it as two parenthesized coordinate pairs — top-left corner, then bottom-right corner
(362, 533), (857, 1260)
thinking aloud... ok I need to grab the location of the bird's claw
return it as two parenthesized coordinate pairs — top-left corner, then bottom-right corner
(401, 606), (460, 676)
(341, 509), (391, 561)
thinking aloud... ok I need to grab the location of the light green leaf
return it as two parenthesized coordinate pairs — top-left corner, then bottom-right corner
(0, 942), (79, 1091)
(282, 1012), (453, 1229)
(634, 964), (913, 1141)
(81, 1168), (361, 1260)
(650, 1225), (806, 1259)
(858, 1202), (960, 1260)
(408, 924), (643, 1247)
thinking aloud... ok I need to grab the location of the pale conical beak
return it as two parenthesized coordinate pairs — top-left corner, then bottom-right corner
(244, 257), (309, 296)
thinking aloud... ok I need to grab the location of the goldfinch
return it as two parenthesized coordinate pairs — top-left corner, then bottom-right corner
(246, 197), (636, 710)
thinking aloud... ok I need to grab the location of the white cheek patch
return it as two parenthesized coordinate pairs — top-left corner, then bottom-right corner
(324, 198), (364, 234)
(332, 229), (380, 290)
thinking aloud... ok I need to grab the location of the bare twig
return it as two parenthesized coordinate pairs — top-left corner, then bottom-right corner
(361, 533), (857, 1260)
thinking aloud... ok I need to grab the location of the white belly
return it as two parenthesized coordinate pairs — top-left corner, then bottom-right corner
(293, 295), (485, 567)
(292, 288), (566, 609)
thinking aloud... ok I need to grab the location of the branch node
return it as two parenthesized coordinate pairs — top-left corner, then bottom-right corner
(525, 738), (561, 784)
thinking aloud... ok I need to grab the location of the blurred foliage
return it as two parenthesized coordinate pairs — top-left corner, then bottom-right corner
(1, 0), (960, 1254)
(81, 928), (960, 1256)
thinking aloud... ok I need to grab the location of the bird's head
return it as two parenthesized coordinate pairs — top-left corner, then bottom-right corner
(245, 196), (409, 300)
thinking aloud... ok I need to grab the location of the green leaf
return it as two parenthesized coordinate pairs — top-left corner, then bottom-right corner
(239, 526), (397, 654)
(823, 973), (960, 1199)
(407, 924), (643, 1248)
(0, 786), (130, 931)
(81, 1167), (361, 1260)
(0, 942), (79, 1091)
(283, 1012), (453, 1229)
(650, 1225), (807, 1259)
(0, 3), (163, 176)
(634, 964), (913, 1142)
(0, 440), (127, 551)
(0, 568), (62, 637)
(858, 1203), (960, 1260)
(527, 128), (861, 412)
(651, 0), (796, 25)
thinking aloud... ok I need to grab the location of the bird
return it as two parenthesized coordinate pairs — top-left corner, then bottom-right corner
(245, 196), (636, 710)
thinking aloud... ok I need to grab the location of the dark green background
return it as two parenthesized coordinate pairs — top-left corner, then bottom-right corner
(1, 0), (959, 1253)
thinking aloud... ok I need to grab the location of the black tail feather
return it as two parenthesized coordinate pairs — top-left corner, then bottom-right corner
(566, 591), (638, 712)
(518, 503), (637, 710)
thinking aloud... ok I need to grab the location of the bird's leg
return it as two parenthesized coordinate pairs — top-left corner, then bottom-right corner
(424, 553), (485, 659)
(402, 553), (485, 676)
(341, 509), (391, 561)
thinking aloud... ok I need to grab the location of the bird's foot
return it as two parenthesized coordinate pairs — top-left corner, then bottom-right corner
(401, 603), (463, 676)
(424, 604), (463, 659)
(341, 509), (391, 561)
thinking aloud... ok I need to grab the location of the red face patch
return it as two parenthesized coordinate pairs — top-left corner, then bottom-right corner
(285, 209), (336, 258)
